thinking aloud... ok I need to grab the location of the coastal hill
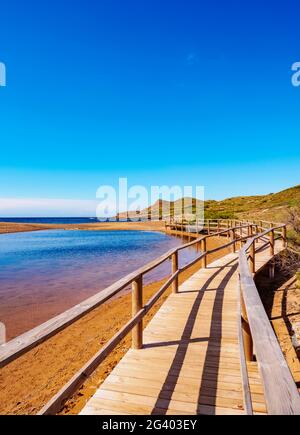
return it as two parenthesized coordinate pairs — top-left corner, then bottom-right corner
(117, 184), (300, 223)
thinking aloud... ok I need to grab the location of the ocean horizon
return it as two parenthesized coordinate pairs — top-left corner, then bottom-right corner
(0, 217), (142, 225)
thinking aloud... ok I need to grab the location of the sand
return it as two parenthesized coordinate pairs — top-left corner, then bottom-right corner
(0, 220), (165, 235)
(256, 270), (300, 388)
(0, 235), (229, 415)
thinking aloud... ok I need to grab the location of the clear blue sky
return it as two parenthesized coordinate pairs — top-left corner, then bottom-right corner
(0, 0), (299, 215)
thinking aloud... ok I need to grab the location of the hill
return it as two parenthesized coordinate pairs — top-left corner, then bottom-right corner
(117, 185), (300, 223)
(206, 185), (300, 222)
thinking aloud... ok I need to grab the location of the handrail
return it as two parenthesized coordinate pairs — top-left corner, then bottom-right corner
(237, 280), (253, 415)
(239, 225), (300, 415)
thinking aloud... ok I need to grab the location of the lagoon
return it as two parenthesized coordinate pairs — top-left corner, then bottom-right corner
(0, 230), (196, 340)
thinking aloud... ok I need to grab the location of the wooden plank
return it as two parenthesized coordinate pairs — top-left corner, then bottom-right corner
(104, 373), (245, 394)
(93, 389), (245, 414)
(133, 351), (240, 366)
(129, 359), (242, 373)
(101, 375), (248, 402)
(123, 351), (241, 367)
(112, 364), (264, 390)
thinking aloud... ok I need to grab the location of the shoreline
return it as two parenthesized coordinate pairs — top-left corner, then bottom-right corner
(0, 221), (166, 235)
(0, 236), (229, 415)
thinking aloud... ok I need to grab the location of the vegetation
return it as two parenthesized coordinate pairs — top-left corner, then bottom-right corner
(118, 185), (300, 247)
(286, 206), (300, 249)
(166, 185), (300, 222)
(203, 185), (300, 222)
(172, 184), (299, 221)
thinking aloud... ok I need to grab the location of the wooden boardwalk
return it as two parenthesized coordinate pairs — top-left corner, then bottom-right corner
(80, 240), (282, 415)
(1, 219), (298, 415)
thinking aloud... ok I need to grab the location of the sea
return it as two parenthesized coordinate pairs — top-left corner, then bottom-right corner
(0, 217), (126, 224)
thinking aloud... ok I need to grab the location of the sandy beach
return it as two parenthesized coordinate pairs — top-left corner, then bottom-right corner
(0, 220), (166, 235)
(0, 234), (229, 415)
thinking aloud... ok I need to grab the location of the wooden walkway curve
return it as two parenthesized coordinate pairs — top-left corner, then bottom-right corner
(80, 240), (281, 415)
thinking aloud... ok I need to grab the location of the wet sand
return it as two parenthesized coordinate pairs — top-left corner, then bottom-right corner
(0, 236), (229, 415)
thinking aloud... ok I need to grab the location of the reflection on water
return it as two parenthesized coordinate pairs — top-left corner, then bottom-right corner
(0, 230), (197, 340)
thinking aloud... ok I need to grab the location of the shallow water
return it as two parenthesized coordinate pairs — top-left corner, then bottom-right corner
(0, 230), (196, 340)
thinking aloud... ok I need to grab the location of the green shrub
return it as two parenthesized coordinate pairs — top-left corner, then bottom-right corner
(287, 230), (300, 247)
(204, 211), (236, 220)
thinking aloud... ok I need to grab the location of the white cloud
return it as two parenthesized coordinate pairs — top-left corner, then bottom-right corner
(0, 198), (100, 217)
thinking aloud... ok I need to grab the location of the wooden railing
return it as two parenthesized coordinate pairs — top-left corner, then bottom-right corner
(0, 219), (298, 415)
(166, 218), (287, 237)
(166, 218), (245, 235)
(239, 225), (300, 415)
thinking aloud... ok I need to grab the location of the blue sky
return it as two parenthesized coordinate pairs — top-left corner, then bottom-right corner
(0, 0), (299, 215)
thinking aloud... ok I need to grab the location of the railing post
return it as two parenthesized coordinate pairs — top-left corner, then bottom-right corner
(255, 225), (259, 246)
(231, 229), (236, 253)
(249, 243), (255, 273)
(201, 237), (207, 268)
(282, 225), (287, 248)
(207, 220), (210, 235)
(241, 295), (254, 362)
(269, 229), (275, 257)
(240, 225), (243, 248)
(132, 275), (143, 349)
(172, 251), (179, 294)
